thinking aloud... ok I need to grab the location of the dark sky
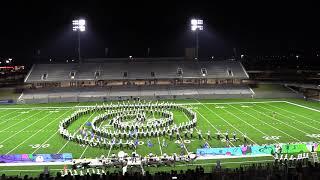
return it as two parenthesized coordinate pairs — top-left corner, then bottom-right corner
(0, 1), (319, 63)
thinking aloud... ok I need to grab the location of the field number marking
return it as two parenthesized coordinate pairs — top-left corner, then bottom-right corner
(262, 136), (280, 141)
(29, 144), (50, 149)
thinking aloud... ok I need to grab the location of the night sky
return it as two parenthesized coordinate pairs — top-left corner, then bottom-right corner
(0, 1), (318, 64)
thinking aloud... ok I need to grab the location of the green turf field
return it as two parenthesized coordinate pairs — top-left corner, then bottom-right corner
(0, 98), (319, 176)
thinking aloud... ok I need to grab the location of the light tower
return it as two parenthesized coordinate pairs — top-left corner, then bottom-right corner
(191, 18), (203, 59)
(72, 19), (86, 63)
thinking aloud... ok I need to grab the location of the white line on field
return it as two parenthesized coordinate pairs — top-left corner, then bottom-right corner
(182, 106), (212, 148)
(0, 100), (285, 110)
(220, 105), (280, 144)
(175, 159), (275, 167)
(6, 110), (71, 154)
(0, 109), (11, 117)
(194, 109), (236, 147)
(194, 99), (258, 145)
(249, 105), (320, 140)
(0, 112), (54, 144)
(0, 109), (30, 125)
(257, 104), (320, 132)
(106, 145), (113, 159)
(229, 104), (301, 142)
(79, 112), (105, 159)
(267, 103), (320, 125)
(58, 111), (97, 154)
(32, 109), (74, 154)
(157, 136), (163, 156)
(0, 110), (43, 131)
(285, 101), (320, 113)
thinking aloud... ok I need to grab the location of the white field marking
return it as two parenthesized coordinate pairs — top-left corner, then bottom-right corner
(249, 105), (320, 140)
(32, 109), (74, 154)
(79, 145), (90, 159)
(267, 103), (320, 124)
(0, 109), (27, 124)
(0, 112), (54, 144)
(0, 111), (44, 131)
(285, 101), (320, 113)
(194, 100), (258, 145)
(175, 160), (275, 167)
(106, 145), (113, 159)
(79, 112), (105, 159)
(74, 100), (286, 108)
(0, 109), (11, 117)
(193, 109), (234, 147)
(229, 104), (301, 142)
(194, 127), (211, 148)
(181, 106), (211, 148)
(215, 106), (226, 109)
(220, 105), (280, 144)
(157, 136), (163, 156)
(0, 100), (286, 110)
(257, 104), (320, 132)
(58, 111), (97, 154)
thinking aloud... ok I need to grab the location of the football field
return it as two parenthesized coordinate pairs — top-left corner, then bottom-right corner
(0, 98), (319, 175)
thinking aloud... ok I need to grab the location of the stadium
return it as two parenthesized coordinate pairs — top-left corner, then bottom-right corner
(1, 2), (320, 180)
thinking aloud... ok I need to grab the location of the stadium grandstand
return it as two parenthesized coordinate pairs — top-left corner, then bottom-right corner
(21, 58), (253, 103)
(1, 2), (320, 179)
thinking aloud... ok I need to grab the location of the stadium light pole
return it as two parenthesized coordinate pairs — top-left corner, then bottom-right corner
(191, 19), (203, 59)
(72, 19), (86, 63)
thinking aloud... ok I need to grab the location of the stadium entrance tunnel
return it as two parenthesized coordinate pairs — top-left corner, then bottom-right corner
(58, 102), (197, 148)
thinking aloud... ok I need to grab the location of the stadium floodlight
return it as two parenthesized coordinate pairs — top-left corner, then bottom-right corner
(190, 18), (203, 59)
(72, 19), (86, 63)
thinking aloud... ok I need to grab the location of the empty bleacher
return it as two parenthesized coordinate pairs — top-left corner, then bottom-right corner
(25, 60), (248, 82)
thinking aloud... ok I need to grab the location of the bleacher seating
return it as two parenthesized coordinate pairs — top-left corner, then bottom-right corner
(25, 60), (249, 82)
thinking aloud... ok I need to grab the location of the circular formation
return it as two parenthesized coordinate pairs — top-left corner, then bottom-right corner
(58, 102), (197, 148)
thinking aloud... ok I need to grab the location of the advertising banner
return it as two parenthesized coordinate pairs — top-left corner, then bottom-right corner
(0, 153), (72, 163)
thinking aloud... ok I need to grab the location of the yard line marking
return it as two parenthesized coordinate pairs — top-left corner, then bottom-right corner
(0, 112), (54, 144)
(250, 105), (320, 140)
(0, 111), (44, 131)
(181, 107), (212, 148)
(0, 109), (10, 117)
(58, 111), (97, 154)
(220, 105), (280, 144)
(79, 145), (90, 159)
(194, 99), (258, 145)
(194, 109), (235, 147)
(194, 127), (211, 148)
(0, 101), (286, 110)
(32, 110), (74, 154)
(157, 136), (163, 156)
(285, 101), (320, 113)
(74, 100), (286, 108)
(257, 104), (320, 132)
(229, 104), (301, 142)
(0, 109), (28, 125)
(79, 112), (105, 159)
(106, 145), (113, 159)
(6, 110), (71, 154)
(267, 103), (320, 124)
(175, 159), (275, 167)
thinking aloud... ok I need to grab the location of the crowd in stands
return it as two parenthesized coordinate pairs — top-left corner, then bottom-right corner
(2, 161), (320, 180)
